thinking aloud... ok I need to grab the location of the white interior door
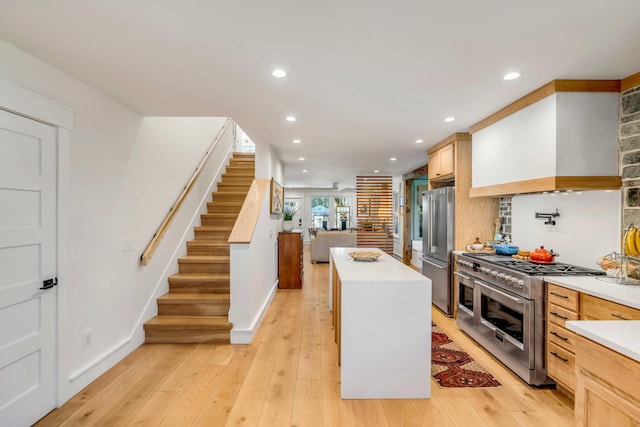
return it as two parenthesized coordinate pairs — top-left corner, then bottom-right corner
(0, 109), (57, 426)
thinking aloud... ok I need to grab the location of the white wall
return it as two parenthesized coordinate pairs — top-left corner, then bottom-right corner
(229, 182), (282, 343)
(0, 40), (233, 401)
(228, 143), (284, 344)
(512, 190), (621, 268)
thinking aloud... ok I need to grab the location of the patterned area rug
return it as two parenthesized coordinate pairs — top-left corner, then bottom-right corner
(432, 323), (502, 388)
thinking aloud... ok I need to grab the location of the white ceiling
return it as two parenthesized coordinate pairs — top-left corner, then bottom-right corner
(1, 1), (639, 189)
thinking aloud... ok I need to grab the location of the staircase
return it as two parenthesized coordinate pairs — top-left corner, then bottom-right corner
(143, 152), (255, 343)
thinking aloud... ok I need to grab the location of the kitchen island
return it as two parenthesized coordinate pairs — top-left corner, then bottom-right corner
(329, 247), (432, 399)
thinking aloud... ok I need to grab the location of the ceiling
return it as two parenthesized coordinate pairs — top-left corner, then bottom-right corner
(1, 1), (639, 189)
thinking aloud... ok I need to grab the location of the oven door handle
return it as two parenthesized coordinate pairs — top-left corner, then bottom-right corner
(454, 271), (471, 280)
(474, 280), (523, 305)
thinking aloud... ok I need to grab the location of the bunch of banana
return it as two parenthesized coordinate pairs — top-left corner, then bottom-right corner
(625, 226), (640, 257)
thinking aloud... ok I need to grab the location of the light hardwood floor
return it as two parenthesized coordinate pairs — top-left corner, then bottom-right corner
(36, 246), (574, 426)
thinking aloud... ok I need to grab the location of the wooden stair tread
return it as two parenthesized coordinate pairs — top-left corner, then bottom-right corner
(207, 201), (243, 205)
(144, 316), (232, 329)
(201, 213), (238, 218)
(178, 255), (230, 263)
(158, 293), (230, 302)
(212, 191), (248, 196)
(169, 273), (230, 281)
(194, 225), (233, 230)
(186, 241), (231, 248)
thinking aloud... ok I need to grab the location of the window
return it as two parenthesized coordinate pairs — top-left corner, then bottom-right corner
(311, 197), (330, 229)
(310, 196), (354, 230)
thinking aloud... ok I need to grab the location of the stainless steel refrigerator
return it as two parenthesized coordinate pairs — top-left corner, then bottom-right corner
(421, 187), (455, 316)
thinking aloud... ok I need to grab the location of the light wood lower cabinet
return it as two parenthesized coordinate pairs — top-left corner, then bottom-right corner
(581, 294), (640, 320)
(546, 283), (580, 394)
(546, 281), (640, 401)
(575, 336), (640, 426)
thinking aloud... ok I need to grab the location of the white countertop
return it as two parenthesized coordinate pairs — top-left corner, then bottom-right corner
(330, 247), (428, 283)
(543, 275), (640, 310)
(566, 320), (640, 363)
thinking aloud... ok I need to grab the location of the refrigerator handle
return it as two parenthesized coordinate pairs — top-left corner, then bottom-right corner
(430, 199), (438, 252)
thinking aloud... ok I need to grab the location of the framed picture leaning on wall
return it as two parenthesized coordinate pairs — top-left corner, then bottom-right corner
(270, 178), (284, 214)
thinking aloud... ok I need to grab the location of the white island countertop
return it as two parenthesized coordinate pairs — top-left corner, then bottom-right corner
(566, 320), (640, 363)
(331, 247), (429, 283)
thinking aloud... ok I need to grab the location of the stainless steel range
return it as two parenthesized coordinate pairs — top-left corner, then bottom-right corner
(454, 252), (604, 386)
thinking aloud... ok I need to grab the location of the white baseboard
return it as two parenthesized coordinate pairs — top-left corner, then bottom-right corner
(230, 281), (278, 344)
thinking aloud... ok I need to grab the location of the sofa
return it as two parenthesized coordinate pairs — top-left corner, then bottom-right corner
(310, 230), (358, 263)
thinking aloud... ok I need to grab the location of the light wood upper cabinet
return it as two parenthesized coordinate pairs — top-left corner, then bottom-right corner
(469, 80), (622, 198)
(427, 133), (498, 250)
(428, 143), (454, 181)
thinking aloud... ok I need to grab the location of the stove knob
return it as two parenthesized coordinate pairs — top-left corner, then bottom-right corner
(491, 270), (499, 277)
(497, 273), (506, 279)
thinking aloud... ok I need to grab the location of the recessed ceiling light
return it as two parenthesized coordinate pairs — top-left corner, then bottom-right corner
(302, 169), (308, 173)
(286, 116), (296, 122)
(390, 157), (397, 161)
(298, 157), (305, 161)
(272, 69), (287, 78)
(293, 139), (301, 144)
(503, 72), (521, 81)
(374, 169), (380, 173)
(415, 139), (423, 144)
(444, 117), (455, 122)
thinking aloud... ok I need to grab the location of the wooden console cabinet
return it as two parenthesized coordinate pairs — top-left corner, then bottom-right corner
(278, 231), (303, 289)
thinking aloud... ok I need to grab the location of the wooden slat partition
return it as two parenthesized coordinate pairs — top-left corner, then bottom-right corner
(228, 179), (269, 243)
(141, 118), (232, 265)
(356, 176), (393, 254)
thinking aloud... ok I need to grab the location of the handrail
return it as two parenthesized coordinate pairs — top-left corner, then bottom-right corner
(141, 118), (232, 265)
(228, 179), (269, 243)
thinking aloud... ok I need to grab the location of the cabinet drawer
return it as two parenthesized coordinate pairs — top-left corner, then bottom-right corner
(547, 283), (579, 311)
(547, 303), (579, 328)
(547, 322), (577, 353)
(581, 294), (640, 320)
(547, 342), (576, 392)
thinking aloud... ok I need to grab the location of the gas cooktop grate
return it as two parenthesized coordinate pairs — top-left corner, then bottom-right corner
(462, 253), (604, 276)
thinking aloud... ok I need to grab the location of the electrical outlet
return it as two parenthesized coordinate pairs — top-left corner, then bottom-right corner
(123, 237), (133, 252)
(82, 329), (92, 348)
